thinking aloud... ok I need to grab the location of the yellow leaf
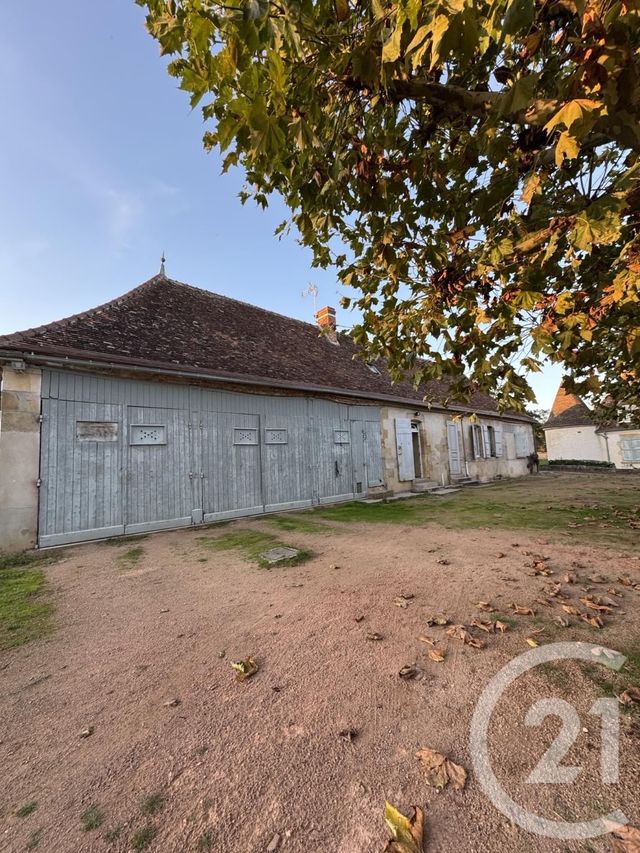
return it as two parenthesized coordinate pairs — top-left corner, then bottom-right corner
(555, 131), (580, 166)
(383, 802), (425, 853)
(428, 648), (446, 662)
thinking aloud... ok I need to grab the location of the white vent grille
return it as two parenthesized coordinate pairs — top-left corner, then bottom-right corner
(130, 424), (166, 445)
(234, 428), (258, 445)
(334, 430), (350, 444)
(265, 428), (288, 444)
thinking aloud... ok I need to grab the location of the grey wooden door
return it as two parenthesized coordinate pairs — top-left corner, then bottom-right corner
(310, 399), (354, 504)
(261, 408), (314, 513)
(39, 399), (125, 546)
(126, 406), (196, 533)
(199, 411), (264, 522)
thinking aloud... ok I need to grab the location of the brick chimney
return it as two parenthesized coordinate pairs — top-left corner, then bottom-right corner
(315, 306), (338, 344)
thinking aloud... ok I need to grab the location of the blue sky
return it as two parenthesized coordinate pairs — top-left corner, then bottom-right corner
(0, 1), (561, 409)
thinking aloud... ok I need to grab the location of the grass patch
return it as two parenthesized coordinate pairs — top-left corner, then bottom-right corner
(131, 825), (157, 850)
(103, 535), (148, 547)
(492, 613), (518, 629)
(15, 801), (38, 818)
(0, 556), (54, 652)
(81, 805), (104, 832)
(265, 514), (332, 534)
(103, 826), (121, 843)
(118, 546), (145, 568)
(316, 474), (640, 550)
(140, 793), (165, 816)
(200, 529), (312, 567)
(26, 829), (43, 849)
(197, 830), (216, 851)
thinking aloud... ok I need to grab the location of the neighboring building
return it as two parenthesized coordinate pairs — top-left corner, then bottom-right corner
(0, 272), (534, 551)
(544, 383), (640, 468)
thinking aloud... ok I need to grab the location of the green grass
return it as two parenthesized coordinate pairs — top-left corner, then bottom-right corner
(103, 535), (148, 547)
(140, 793), (165, 816)
(316, 473), (640, 550)
(131, 825), (157, 850)
(118, 546), (145, 568)
(199, 529), (312, 567)
(265, 514), (332, 534)
(103, 826), (121, 843)
(0, 553), (55, 651)
(15, 801), (38, 818)
(197, 830), (215, 851)
(26, 829), (43, 850)
(81, 805), (104, 832)
(491, 613), (518, 629)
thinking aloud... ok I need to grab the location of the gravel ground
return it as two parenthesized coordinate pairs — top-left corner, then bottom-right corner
(1, 514), (639, 853)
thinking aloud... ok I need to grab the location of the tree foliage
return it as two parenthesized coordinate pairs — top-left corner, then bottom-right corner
(138, 0), (640, 417)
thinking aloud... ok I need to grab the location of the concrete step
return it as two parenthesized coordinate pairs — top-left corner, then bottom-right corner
(411, 479), (440, 493)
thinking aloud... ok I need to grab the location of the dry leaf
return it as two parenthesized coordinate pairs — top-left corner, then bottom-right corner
(416, 747), (467, 790)
(618, 687), (640, 706)
(580, 612), (604, 629)
(495, 620), (509, 633)
(496, 552), (506, 559)
(383, 802), (425, 853)
(399, 664), (418, 680)
(561, 604), (581, 616)
(535, 598), (554, 608)
(580, 596), (613, 613)
(555, 615), (570, 628)
(564, 572), (577, 584)
(394, 597), (409, 609)
(476, 600), (495, 612)
(526, 637), (540, 647)
(603, 819), (640, 853)
(471, 619), (494, 634)
(467, 637), (486, 650)
(446, 624), (472, 643)
(589, 574), (608, 584)
(426, 615), (449, 626)
(436, 558), (451, 566)
(231, 656), (258, 682)
(418, 635), (436, 646)
(427, 649), (446, 663)
(510, 604), (535, 616)
(608, 587), (624, 597)
(366, 632), (383, 641)
(547, 583), (564, 598)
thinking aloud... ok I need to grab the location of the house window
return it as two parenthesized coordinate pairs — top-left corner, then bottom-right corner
(621, 437), (640, 462)
(488, 426), (497, 457)
(470, 424), (483, 458)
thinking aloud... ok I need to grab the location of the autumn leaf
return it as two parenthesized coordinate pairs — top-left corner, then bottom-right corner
(383, 802), (425, 853)
(580, 596), (613, 613)
(510, 604), (535, 616)
(399, 664), (418, 679)
(471, 619), (494, 633)
(476, 600), (495, 612)
(446, 624), (473, 643)
(416, 747), (467, 790)
(564, 572), (577, 584)
(580, 612), (604, 628)
(427, 649), (446, 663)
(418, 635), (436, 646)
(561, 604), (581, 615)
(231, 656), (258, 681)
(426, 615), (450, 626)
(618, 687), (640, 706)
(467, 637), (486, 650)
(495, 620), (509, 633)
(603, 819), (640, 853)
(367, 632), (383, 641)
(526, 637), (540, 647)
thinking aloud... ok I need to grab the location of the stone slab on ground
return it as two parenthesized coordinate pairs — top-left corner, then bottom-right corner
(260, 546), (300, 564)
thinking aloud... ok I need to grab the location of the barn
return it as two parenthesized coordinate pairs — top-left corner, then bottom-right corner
(0, 272), (535, 552)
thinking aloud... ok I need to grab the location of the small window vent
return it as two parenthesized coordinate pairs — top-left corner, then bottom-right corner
(334, 429), (350, 444)
(265, 428), (288, 444)
(234, 428), (258, 445)
(130, 424), (166, 446)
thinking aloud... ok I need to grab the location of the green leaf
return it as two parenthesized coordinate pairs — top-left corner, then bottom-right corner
(499, 74), (537, 116)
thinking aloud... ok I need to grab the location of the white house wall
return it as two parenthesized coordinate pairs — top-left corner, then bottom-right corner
(380, 407), (532, 491)
(545, 425), (609, 463)
(604, 429), (640, 469)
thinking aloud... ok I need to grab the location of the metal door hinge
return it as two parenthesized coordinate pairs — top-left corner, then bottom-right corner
(36, 478), (42, 488)
(38, 414), (44, 423)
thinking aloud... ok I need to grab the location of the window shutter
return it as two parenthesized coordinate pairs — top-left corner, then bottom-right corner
(494, 425), (503, 458)
(395, 418), (415, 481)
(482, 425), (491, 458)
(469, 426), (476, 459)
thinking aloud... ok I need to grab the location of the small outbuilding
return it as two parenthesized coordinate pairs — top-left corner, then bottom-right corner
(544, 383), (640, 469)
(0, 272), (534, 551)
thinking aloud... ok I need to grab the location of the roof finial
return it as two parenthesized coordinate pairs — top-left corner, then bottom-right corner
(160, 252), (166, 276)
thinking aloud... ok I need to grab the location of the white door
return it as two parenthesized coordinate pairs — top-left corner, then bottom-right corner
(447, 422), (462, 476)
(395, 417), (415, 481)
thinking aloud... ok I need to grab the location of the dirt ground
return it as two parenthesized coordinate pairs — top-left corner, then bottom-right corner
(1, 474), (639, 853)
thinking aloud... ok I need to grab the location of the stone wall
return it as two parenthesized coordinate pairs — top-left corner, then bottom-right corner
(0, 366), (42, 553)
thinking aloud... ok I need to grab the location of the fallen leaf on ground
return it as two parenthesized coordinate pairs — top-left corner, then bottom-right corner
(535, 598), (554, 608)
(426, 615), (449, 626)
(547, 583), (564, 598)
(564, 572), (577, 584)
(399, 664), (418, 680)
(467, 637), (486, 649)
(526, 637), (540, 647)
(427, 649), (446, 663)
(555, 615), (570, 628)
(399, 593), (415, 600)
(231, 657), (258, 682)
(339, 728), (358, 743)
(580, 612), (604, 629)
(355, 615), (365, 623)
(418, 635), (436, 646)
(618, 687), (640, 706)
(603, 819), (640, 853)
(394, 598), (409, 609)
(383, 802), (425, 853)
(416, 747), (467, 790)
(496, 552), (506, 558)
(589, 574), (609, 584)
(366, 632), (383, 641)
(608, 587), (624, 597)
(476, 601), (495, 612)
(510, 604), (535, 616)
(580, 597), (613, 613)
(618, 576), (634, 587)
(163, 697), (181, 707)
(79, 726), (94, 738)
(561, 604), (581, 616)
(495, 620), (509, 633)
(471, 619), (494, 634)
(446, 624), (473, 643)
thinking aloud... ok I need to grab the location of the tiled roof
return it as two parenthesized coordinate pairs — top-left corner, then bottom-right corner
(0, 274), (525, 417)
(545, 384), (595, 428)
